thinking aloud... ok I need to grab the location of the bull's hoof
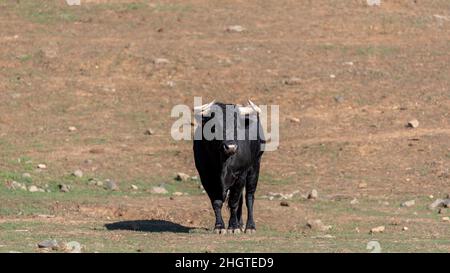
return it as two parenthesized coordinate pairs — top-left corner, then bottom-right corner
(245, 228), (256, 234)
(214, 228), (227, 235)
(228, 228), (241, 234)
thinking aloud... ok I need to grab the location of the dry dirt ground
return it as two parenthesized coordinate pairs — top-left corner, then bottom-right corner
(0, 0), (449, 252)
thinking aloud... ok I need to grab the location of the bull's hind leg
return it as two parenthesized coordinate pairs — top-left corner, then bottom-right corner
(227, 183), (245, 234)
(245, 164), (260, 234)
(237, 194), (244, 231)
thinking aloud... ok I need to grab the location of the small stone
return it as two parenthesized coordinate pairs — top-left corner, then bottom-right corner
(307, 189), (318, 200)
(173, 192), (183, 196)
(306, 219), (332, 231)
(38, 239), (59, 249)
(282, 77), (302, 85)
(175, 173), (190, 181)
(402, 226), (409, 231)
(63, 241), (82, 253)
(401, 200), (415, 207)
(350, 198), (359, 205)
(22, 173), (31, 178)
(407, 119), (419, 128)
(144, 129), (154, 135)
(37, 164), (47, 169)
(130, 185), (138, 190)
(367, 0), (381, 6)
(10, 181), (27, 191)
(334, 96), (344, 103)
(288, 117), (300, 123)
(442, 217), (450, 222)
(226, 25), (245, 32)
(28, 185), (44, 193)
(358, 182), (368, 189)
(429, 198), (450, 210)
(280, 201), (290, 207)
(68, 126), (77, 132)
(72, 170), (83, 178)
(66, 0), (81, 6)
(153, 58), (169, 65)
(104, 180), (119, 191)
(151, 186), (168, 194)
(370, 226), (385, 234)
(329, 74), (336, 79)
(58, 184), (70, 193)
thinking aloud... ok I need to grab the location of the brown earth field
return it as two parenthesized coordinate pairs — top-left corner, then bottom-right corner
(0, 0), (449, 253)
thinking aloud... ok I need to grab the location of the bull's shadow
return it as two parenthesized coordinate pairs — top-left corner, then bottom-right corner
(105, 220), (195, 233)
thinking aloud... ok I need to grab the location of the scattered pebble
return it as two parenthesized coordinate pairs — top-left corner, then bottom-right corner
(226, 25), (245, 32)
(37, 164), (47, 169)
(68, 126), (77, 132)
(66, 0), (80, 6)
(401, 200), (415, 207)
(358, 182), (368, 189)
(329, 74), (336, 79)
(104, 180), (119, 191)
(442, 217), (450, 222)
(306, 219), (332, 231)
(367, 0), (381, 6)
(130, 185), (138, 190)
(9, 181), (27, 191)
(282, 77), (302, 85)
(28, 185), (45, 193)
(72, 170), (83, 178)
(334, 96), (344, 103)
(429, 198), (450, 210)
(370, 226), (385, 234)
(402, 226), (409, 231)
(350, 198), (359, 205)
(280, 201), (290, 207)
(151, 186), (168, 194)
(63, 241), (82, 253)
(38, 239), (59, 249)
(153, 58), (169, 65)
(267, 191), (298, 200)
(173, 192), (183, 196)
(307, 189), (318, 200)
(288, 117), (300, 123)
(58, 184), (70, 193)
(144, 128), (154, 135)
(175, 172), (190, 182)
(22, 173), (31, 178)
(407, 119), (419, 128)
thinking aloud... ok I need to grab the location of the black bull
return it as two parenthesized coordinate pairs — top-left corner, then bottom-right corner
(193, 102), (264, 234)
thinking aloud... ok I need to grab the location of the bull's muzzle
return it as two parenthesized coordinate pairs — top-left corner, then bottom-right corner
(223, 144), (238, 155)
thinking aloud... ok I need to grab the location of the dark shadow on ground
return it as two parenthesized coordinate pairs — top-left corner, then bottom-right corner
(105, 220), (198, 233)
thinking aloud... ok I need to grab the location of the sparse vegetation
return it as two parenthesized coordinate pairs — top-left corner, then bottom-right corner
(0, 0), (449, 253)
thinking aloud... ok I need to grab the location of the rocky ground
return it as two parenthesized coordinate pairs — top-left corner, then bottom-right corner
(0, 0), (449, 252)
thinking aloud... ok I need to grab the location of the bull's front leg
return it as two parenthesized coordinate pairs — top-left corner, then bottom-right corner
(212, 199), (226, 234)
(227, 182), (245, 234)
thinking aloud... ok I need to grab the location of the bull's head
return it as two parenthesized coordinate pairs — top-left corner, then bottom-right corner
(194, 100), (261, 155)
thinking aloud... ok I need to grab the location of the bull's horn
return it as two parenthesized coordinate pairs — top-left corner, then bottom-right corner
(248, 100), (261, 113)
(194, 100), (215, 115)
(238, 100), (261, 116)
